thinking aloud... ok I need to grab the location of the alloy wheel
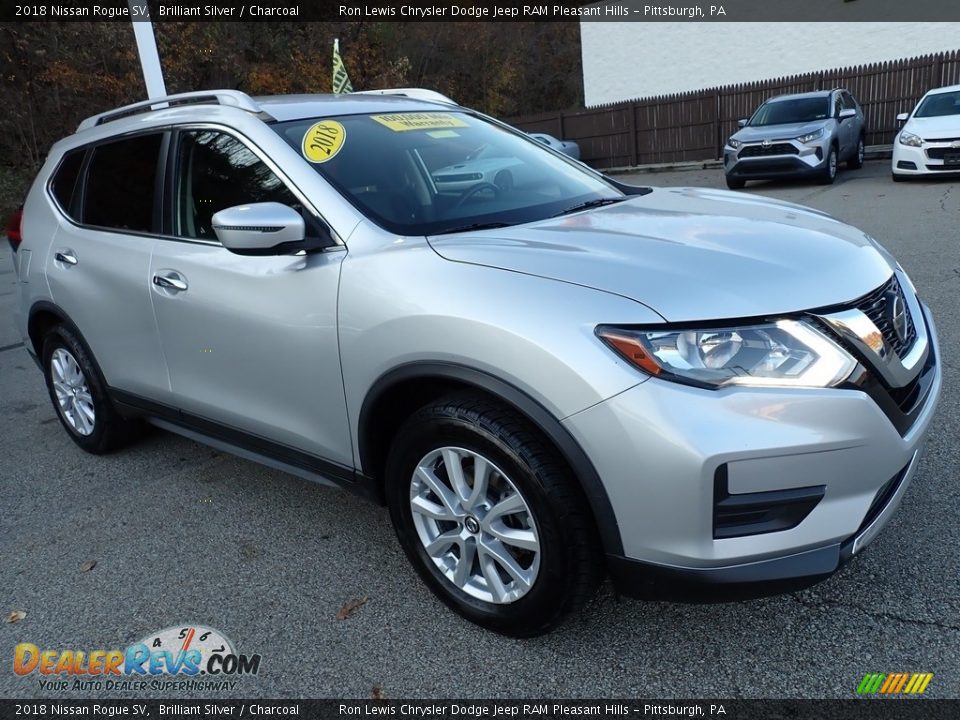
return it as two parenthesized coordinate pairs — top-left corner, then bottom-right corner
(50, 348), (95, 436)
(409, 446), (540, 604)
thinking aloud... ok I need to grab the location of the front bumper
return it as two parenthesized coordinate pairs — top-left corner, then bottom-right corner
(892, 139), (960, 176)
(724, 138), (828, 180)
(564, 304), (941, 598)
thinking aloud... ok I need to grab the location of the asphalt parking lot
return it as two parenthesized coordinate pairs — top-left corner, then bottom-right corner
(1, 159), (958, 700)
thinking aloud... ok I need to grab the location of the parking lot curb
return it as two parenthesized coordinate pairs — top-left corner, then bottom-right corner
(604, 145), (893, 175)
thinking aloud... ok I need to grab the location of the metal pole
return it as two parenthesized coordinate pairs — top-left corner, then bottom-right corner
(128, 0), (166, 100)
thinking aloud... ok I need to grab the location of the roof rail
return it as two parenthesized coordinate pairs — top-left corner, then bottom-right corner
(77, 90), (266, 132)
(352, 88), (458, 106)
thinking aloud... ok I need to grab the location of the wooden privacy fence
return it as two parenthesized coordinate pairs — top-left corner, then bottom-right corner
(508, 50), (960, 170)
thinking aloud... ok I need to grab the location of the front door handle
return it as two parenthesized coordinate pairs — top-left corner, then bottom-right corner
(54, 250), (78, 266)
(152, 272), (188, 292)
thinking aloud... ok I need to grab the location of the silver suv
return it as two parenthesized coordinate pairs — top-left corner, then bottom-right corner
(12, 90), (940, 635)
(724, 89), (867, 188)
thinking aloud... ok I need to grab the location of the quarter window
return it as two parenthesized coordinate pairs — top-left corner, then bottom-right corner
(173, 130), (301, 241)
(83, 134), (162, 232)
(50, 149), (84, 219)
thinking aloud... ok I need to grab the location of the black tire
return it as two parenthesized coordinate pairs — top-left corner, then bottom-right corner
(819, 145), (839, 184)
(385, 393), (603, 636)
(725, 176), (746, 190)
(891, 172), (906, 183)
(41, 325), (137, 454)
(848, 135), (865, 169)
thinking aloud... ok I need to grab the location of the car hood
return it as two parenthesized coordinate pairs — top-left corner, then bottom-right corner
(733, 121), (828, 142)
(427, 187), (895, 322)
(903, 115), (960, 139)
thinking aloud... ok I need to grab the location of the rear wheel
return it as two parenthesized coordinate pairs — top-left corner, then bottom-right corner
(848, 135), (865, 169)
(42, 325), (136, 454)
(385, 393), (602, 636)
(819, 145), (839, 184)
(725, 176), (746, 190)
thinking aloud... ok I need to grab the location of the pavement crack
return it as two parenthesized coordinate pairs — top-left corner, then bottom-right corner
(790, 594), (960, 632)
(940, 185), (953, 212)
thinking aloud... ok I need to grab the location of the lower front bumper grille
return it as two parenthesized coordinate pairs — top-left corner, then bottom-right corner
(857, 464), (909, 537)
(713, 465), (825, 539)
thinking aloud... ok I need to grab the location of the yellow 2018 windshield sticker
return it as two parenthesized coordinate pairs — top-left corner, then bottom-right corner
(370, 113), (469, 132)
(302, 120), (346, 163)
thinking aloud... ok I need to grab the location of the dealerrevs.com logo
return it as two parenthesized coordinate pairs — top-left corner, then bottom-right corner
(13, 624), (261, 692)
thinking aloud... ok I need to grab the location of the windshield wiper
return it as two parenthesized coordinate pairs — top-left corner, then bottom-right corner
(551, 197), (626, 217)
(433, 221), (513, 235)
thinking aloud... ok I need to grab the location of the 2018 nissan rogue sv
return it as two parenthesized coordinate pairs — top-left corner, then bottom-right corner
(10, 90), (941, 636)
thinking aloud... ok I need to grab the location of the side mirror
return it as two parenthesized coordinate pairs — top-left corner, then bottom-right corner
(838, 108), (857, 121)
(896, 112), (909, 124)
(737, 118), (748, 128)
(212, 202), (325, 256)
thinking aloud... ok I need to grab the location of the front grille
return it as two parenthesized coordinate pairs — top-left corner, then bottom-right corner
(739, 143), (799, 158)
(854, 275), (916, 358)
(924, 147), (960, 160)
(924, 136), (960, 143)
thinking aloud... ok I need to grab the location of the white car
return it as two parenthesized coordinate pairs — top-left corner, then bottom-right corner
(892, 84), (960, 181)
(529, 132), (581, 160)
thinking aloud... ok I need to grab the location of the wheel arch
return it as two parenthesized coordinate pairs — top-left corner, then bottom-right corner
(27, 301), (108, 389)
(358, 362), (624, 556)
(27, 300), (74, 359)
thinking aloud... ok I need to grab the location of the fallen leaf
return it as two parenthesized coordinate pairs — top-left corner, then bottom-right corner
(6, 610), (26, 624)
(371, 685), (386, 701)
(80, 560), (97, 573)
(336, 596), (368, 621)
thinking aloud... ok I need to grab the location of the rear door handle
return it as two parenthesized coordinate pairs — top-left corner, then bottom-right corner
(54, 250), (78, 266)
(152, 272), (188, 292)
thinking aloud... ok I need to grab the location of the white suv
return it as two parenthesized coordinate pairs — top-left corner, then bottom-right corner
(10, 90), (941, 635)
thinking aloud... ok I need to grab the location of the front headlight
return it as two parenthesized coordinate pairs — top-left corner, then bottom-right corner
(596, 320), (856, 389)
(727, 137), (742, 149)
(899, 131), (923, 147)
(796, 128), (824, 144)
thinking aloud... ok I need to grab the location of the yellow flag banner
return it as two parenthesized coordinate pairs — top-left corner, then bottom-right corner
(332, 39), (354, 95)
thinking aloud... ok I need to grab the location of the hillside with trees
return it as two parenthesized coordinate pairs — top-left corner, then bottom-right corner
(0, 21), (583, 172)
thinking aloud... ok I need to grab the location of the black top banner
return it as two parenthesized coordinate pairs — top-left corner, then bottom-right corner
(3, 0), (960, 23)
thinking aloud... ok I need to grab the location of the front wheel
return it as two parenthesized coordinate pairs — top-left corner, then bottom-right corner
(725, 176), (746, 190)
(385, 394), (602, 636)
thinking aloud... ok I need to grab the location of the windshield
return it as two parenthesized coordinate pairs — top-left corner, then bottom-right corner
(272, 111), (619, 235)
(914, 90), (960, 118)
(748, 97), (831, 126)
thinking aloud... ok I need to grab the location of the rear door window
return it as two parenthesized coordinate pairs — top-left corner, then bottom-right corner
(82, 133), (163, 233)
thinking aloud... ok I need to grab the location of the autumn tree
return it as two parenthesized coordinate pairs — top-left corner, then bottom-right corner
(0, 21), (584, 171)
